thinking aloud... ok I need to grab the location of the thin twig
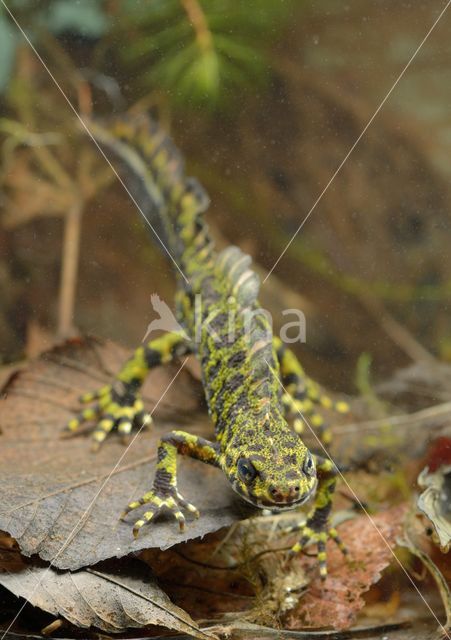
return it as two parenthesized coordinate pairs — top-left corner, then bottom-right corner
(159, 579), (253, 600)
(359, 294), (436, 364)
(175, 545), (294, 572)
(335, 400), (451, 435)
(57, 198), (84, 338)
(206, 620), (412, 639)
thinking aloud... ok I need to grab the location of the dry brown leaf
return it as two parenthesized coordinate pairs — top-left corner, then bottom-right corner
(0, 532), (26, 573)
(0, 337), (247, 571)
(285, 505), (407, 630)
(0, 556), (213, 637)
(418, 463), (451, 551)
(398, 529), (451, 635)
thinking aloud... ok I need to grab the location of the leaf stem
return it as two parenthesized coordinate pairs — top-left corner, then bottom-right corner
(179, 0), (213, 53)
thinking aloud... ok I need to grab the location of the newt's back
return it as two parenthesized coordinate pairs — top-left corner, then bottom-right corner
(91, 114), (282, 447)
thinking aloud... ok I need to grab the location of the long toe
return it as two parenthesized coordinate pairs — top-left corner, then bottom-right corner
(329, 528), (348, 556)
(65, 404), (100, 432)
(91, 416), (115, 449)
(133, 510), (156, 538)
(317, 539), (328, 580)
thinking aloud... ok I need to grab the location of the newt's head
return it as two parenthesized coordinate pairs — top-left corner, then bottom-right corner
(223, 427), (317, 510)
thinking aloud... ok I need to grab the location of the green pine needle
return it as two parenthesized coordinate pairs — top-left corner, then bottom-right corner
(112, 0), (299, 109)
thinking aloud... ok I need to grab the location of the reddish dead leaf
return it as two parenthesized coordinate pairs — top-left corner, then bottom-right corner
(425, 437), (451, 472)
(141, 533), (254, 621)
(285, 505), (407, 630)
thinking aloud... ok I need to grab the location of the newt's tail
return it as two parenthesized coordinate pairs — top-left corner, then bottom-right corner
(89, 114), (214, 281)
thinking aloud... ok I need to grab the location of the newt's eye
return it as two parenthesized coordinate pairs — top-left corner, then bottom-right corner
(303, 452), (315, 476)
(237, 458), (257, 484)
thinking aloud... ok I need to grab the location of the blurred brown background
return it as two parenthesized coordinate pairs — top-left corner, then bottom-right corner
(1, 0), (450, 393)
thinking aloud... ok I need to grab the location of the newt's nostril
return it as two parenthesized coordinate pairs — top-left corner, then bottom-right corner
(269, 486), (301, 502)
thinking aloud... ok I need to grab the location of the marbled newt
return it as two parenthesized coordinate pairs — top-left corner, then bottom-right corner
(66, 114), (349, 578)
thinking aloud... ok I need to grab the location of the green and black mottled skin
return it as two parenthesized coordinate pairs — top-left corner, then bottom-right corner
(66, 115), (349, 578)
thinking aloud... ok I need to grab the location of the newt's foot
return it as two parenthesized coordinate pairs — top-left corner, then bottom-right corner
(64, 382), (151, 450)
(284, 522), (348, 580)
(121, 488), (200, 535)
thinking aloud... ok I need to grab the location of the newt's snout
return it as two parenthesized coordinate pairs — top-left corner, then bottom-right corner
(268, 485), (300, 503)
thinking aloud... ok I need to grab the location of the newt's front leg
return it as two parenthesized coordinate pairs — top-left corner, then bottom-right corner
(64, 333), (191, 450)
(284, 456), (348, 579)
(122, 430), (220, 535)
